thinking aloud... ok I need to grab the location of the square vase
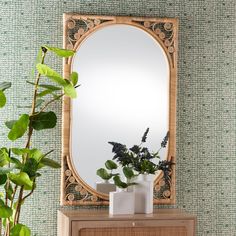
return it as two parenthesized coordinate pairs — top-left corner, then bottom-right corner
(109, 190), (135, 215)
(95, 181), (116, 194)
(134, 175), (153, 214)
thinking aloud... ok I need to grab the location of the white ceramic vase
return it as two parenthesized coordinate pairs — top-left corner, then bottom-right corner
(95, 180), (116, 194)
(134, 174), (153, 214)
(109, 188), (135, 215)
(126, 176), (138, 192)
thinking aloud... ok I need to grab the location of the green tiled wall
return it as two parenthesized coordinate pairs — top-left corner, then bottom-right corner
(0, 0), (235, 235)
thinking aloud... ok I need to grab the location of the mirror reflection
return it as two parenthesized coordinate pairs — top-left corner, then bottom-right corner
(71, 25), (169, 194)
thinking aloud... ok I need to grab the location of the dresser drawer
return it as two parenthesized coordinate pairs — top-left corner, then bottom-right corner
(71, 219), (195, 236)
(77, 227), (187, 236)
(58, 209), (196, 236)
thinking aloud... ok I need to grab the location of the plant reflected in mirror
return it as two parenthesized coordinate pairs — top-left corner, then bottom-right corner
(96, 129), (173, 191)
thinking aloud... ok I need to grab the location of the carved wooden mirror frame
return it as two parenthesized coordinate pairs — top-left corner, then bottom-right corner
(61, 13), (178, 206)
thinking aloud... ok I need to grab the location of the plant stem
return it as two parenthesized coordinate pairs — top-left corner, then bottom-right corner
(13, 48), (47, 229)
(10, 185), (18, 208)
(4, 219), (9, 236)
(4, 223), (9, 236)
(5, 155), (11, 206)
(39, 93), (64, 113)
(14, 186), (24, 224)
(3, 185), (17, 236)
(31, 50), (47, 116)
(4, 170), (10, 235)
(25, 49), (47, 151)
(22, 180), (35, 201)
(5, 179), (9, 206)
(156, 147), (162, 155)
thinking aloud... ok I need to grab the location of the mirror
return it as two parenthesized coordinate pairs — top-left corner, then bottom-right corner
(61, 14), (178, 206)
(71, 25), (169, 192)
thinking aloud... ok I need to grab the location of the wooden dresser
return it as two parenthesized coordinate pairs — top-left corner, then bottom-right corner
(58, 209), (196, 236)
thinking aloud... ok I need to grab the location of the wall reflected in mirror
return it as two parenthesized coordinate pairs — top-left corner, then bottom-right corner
(71, 25), (169, 194)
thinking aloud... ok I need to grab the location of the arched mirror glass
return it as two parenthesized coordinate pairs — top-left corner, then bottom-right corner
(71, 25), (169, 191)
(61, 14), (178, 206)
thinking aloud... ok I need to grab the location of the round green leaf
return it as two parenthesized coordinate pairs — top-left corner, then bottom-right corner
(105, 160), (118, 170)
(0, 204), (13, 218)
(8, 172), (33, 190)
(0, 148), (9, 167)
(44, 46), (75, 57)
(36, 64), (77, 98)
(113, 175), (128, 189)
(70, 72), (78, 86)
(10, 224), (31, 236)
(31, 111), (57, 130)
(0, 90), (6, 108)
(38, 84), (61, 91)
(29, 149), (43, 161)
(8, 114), (30, 141)
(23, 158), (39, 177)
(36, 63), (66, 86)
(64, 80), (77, 98)
(37, 89), (53, 97)
(0, 174), (7, 185)
(11, 148), (30, 156)
(123, 166), (135, 179)
(96, 168), (112, 180)
(10, 157), (23, 169)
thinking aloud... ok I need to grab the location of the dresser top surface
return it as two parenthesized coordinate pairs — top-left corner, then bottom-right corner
(58, 209), (196, 221)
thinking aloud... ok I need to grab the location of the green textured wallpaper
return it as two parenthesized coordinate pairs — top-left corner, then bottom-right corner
(0, 0), (235, 235)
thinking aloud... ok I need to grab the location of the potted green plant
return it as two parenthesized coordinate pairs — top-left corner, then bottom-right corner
(96, 160), (136, 189)
(110, 128), (171, 213)
(97, 160), (136, 215)
(95, 160), (118, 194)
(0, 46), (78, 236)
(98, 128), (172, 214)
